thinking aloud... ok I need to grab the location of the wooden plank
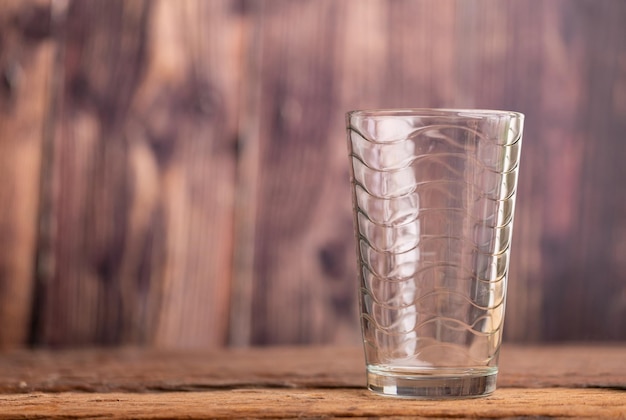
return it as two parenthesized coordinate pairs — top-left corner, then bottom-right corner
(0, 0), (54, 349)
(32, 0), (241, 347)
(141, 0), (241, 348)
(537, 0), (626, 341)
(247, 0), (362, 345)
(0, 345), (624, 417)
(0, 388), (625, 419)
(0, 345), (624, 393)
(0, 347), (364, 393)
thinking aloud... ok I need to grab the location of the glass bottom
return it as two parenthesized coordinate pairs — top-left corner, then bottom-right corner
(366, 366), (497, 399)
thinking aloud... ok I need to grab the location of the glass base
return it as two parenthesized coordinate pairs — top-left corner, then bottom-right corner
(366, 367), (497, 399)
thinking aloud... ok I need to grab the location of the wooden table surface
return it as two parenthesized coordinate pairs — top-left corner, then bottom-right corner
(0, 344), (625, 418)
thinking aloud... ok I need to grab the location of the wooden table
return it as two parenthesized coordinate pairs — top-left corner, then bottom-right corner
(0, 344), (624, 418)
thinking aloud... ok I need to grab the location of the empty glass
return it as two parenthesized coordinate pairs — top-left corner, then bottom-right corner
(346, 109), (524, 398)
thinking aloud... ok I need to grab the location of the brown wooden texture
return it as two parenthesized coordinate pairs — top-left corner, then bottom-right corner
(0, 0), (625, 348)
(246, 0), (626, 345)
(1, 388), (625, 419)
(0, 345), (624, 418)
(1, 344), (625, 393)
(0, 0), (53, 349)
(31, 0), (240, 348)
(247, 1), (361, 346)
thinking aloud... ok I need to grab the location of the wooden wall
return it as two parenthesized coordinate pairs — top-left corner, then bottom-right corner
(0, 0), (625, 349)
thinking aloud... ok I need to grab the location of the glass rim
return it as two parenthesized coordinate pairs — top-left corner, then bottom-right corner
(346, 108), (524, 120)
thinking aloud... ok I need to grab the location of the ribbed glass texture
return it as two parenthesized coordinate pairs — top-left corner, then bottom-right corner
(346, 109), (524, 398)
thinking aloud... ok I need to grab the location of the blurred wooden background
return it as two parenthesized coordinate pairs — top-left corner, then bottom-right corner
(0, 0), (625, 349)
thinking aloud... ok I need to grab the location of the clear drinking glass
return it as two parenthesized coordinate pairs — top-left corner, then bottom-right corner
(346, 109), (524, 398)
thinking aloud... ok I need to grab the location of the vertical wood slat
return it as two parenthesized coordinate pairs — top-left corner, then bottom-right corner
(0, 0), (54, 349)
(247, 1), (362, 345)
(539, 0), (626, 340)
(33, 0), (241, 347)
(489, 0), (545, 343)
(146, 0), (241, 347)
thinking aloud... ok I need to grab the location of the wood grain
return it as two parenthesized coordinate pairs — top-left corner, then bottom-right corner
(0, 345), (624, 418)
(0, 388), (625, 419)
(0, 0), (54, 349)
(0, 0), (625, 348)
(32, 0), (241, 347)
(0, 345), (624, 393)
(537, 0), (626, 341)
(246, 0), (626, 344)
(248, 1), (361, 346)
(33, 0), (155, 347)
